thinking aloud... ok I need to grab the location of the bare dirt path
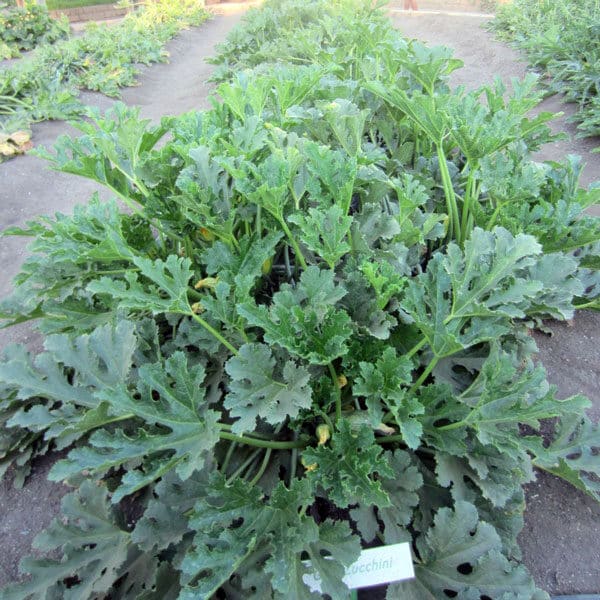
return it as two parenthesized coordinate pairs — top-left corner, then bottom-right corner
(0, 8), (246, 586)
(393, 11), (600, 596)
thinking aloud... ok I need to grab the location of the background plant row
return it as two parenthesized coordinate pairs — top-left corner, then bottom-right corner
(0, 0), (209, 156)
(1, 0), (600, 598)
(47, 0), (116, 9)
(0, 1), (69, 60)
(489, 0), (600, 146)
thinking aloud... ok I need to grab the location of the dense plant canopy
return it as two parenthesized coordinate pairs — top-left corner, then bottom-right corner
(1, 0), (600, 598)
(489, 0), (600, 146)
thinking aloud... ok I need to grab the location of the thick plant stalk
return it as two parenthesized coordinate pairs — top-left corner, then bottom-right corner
(437, 144), (461, 244)
(189, 312), (239, 355)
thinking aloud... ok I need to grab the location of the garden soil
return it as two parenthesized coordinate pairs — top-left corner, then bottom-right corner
(0, 4), (599, 596)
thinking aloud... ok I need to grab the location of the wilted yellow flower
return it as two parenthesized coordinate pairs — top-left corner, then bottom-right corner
(194, 276), (219, 290)
(191, 302), (205, 314)
(316, 424), (331, 446)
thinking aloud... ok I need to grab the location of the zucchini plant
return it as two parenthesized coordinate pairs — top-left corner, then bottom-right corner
(0, 0), (599, 598)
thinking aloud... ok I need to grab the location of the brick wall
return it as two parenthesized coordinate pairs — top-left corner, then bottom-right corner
(49, 4), (130, 23)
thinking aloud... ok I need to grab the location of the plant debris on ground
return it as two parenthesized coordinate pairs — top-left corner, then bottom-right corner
(0, 0), (209, 159)
(0, 0), (599, 598)
(488, 0), (600, 147)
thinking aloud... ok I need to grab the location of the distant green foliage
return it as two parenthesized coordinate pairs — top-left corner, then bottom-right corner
(489, 0), (600, 146)
(0, 1), (69, 59)
(0, 0), (209, 142)
(47, 0), (114, 8)
(0, 0), (599, 598)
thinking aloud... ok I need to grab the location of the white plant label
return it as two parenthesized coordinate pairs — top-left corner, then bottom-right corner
(303, 542), (415, 592)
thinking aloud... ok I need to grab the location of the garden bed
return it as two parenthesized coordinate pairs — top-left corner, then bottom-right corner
(0, 1), (598, 598)
(0, 0), (210, 160)
(48, 4), (129, 24)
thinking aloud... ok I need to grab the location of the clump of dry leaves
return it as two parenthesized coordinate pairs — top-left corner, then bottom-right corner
(0, 129), (32, 160)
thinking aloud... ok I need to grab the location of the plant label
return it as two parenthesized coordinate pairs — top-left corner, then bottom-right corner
(303, 542), (415, 591)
